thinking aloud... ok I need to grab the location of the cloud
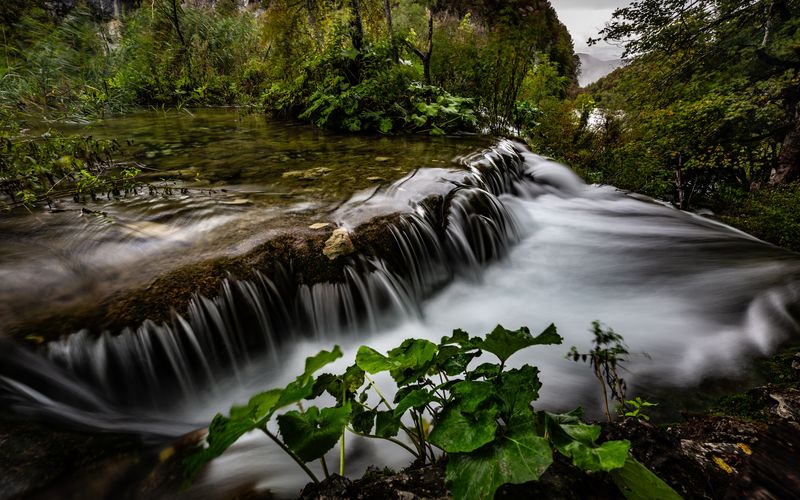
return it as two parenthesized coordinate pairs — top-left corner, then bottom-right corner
(549, 1), (630, 58)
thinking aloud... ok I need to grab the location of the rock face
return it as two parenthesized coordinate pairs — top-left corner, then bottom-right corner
(48, 0), (140, 17)
(577, 53), (623, 87)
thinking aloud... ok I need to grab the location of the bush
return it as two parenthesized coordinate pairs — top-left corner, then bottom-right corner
(716, 185), (800, 251)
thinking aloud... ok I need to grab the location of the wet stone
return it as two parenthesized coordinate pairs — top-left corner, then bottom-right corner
(323, 228), (355, 260)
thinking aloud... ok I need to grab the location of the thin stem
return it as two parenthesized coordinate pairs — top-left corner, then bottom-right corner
(347, 427), (419, 458)
(260, 426), (320, 484)
(365, 373), (393, 410)
(594, 361), (611, 422)
(412, 410), (427, 464)
(339, 432), (345, 477)
(340, 383), (346, 477)
(320, 455), (330, 479)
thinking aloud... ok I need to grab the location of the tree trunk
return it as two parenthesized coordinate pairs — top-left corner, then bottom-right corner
(305, 0), (322, 48)
(383, 0), (397, 62)
(770, 100), (800, 185)
(422, 5), (433, 85)
(169, 0), (186, 47)
(349, 0), (364, 52)
(405, 3), (434, 84)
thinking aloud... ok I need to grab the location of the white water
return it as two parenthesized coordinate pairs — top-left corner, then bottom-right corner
(176, 155), (800, 498)
(2, 143), (799, 498)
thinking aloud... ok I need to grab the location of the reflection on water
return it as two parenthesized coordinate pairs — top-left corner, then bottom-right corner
(0, 110), (484, 333)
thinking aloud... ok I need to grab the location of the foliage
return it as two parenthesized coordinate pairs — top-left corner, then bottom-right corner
(0, 125), (139, 210)
(610, 456), (683, 500)
(265, 40), (478, 134)
(621, 397), (658, 422)
(0, 0), (578, 133)
(186, 324), (679, 499)
(567, 321), (630, 422)
(716, 184), (800, 251)
(521, 0), (800, 221)
(568, 0), (800, 203)
(0, 2), (266, 116)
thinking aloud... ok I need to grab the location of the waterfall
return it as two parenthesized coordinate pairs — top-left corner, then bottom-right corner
(1, 141), (532, 418)
(1, 139), (799, 445)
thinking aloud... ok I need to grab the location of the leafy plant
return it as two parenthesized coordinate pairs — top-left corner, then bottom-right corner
(567, 321), (630, 422)
(0, 128), (141, 210)
(621, 396), (658, 422)
(186, 324), (680, 499)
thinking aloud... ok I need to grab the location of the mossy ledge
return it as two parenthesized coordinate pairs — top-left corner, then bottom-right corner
(7, 211), (417, 343)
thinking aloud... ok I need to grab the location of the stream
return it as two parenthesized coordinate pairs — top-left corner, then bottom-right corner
(1, 110), (799, 498)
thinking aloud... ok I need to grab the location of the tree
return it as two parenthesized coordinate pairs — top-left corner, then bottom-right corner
(595, 0), (800, 185)
(406, 0), (435, 85)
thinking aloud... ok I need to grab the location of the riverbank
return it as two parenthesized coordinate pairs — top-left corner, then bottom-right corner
(297, 348), (800, 499)
(6, 347), (791, 499)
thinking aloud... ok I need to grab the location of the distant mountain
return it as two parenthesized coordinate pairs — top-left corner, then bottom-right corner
(577, 53), (624, 87)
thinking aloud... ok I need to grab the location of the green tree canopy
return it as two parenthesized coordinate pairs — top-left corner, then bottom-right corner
(595, 0), (800, 186)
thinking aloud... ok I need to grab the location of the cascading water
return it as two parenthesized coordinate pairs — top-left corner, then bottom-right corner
(1, 140), (799, 498)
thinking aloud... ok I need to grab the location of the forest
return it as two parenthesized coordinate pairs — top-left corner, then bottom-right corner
(1, 1), (799, 499)
(1, 0), (798, 249)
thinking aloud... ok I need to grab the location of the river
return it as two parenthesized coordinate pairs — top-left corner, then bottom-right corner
(1, 110), (798, 498)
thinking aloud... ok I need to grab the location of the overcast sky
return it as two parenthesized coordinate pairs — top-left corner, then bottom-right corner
(549, 0), (631, 60)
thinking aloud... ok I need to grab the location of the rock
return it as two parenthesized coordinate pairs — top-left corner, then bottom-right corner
(726, 420), (800, 498)
(366, 177), (385, 182)
(309, 223), (332, 230)
(374, 157), (391, 162)
(300, 466), (449, 500)
(767, 387), (800, 421)
(323, 228), (355, 260)
(282, 167), (333, 181)
(299, 474), (352, 499)
(0, 416), (143, 499)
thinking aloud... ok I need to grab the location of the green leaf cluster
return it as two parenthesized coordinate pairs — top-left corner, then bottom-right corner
(0, 128), (141, 210)
(187, 324), (680, 499)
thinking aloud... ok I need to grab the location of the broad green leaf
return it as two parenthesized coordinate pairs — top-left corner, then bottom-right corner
(356, 346), (393, 373)
(351, 409), (376, 434)
(480, 324), (562, 363)
(229, 389), (282, 422)
(278, 347), (344, 408)
(542, 409), (625, 472)
(277, 403), (351, 463)
(304, 346), (343, 377)
(429, 406), (498, 453)
(378, 118), (393, 133)
(275, 375), (316, 409)
(496, 365), (542, 422)
(440, 328), (471, 346)
(321, 364), (366, 402)
(446, 429), (552, 500)
(467, 363), (501, 381)
(610, 456), (683, 500)
(394, 384), (428, 405)
(387, 339), (438, 384)
(411, 113), (427, 126)
(394, 388), (436, 417)
(341, 364), (366, 393)
(436, 345), (480, 376)
(375, 410), (401, 438)
(450, 381), (495, 412)
(561, 439), (630, 472)
(308, 373), (337, 400)
(184, 414), (257, 481)
(357, 339), (437, 385)
(560, 420), (602, 446)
